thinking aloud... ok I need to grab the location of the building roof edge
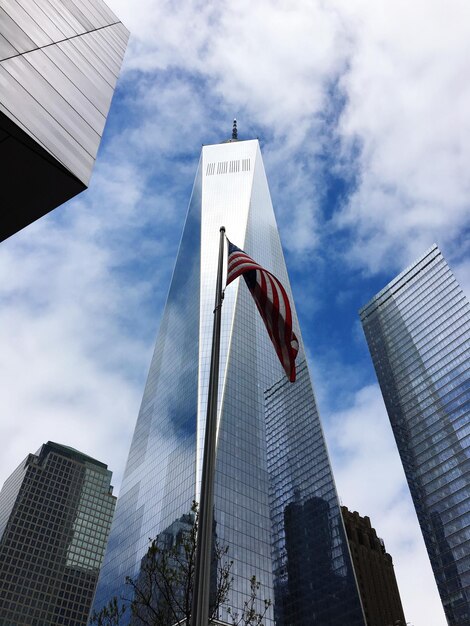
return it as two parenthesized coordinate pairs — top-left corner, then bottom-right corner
(359, 243), (441, 320)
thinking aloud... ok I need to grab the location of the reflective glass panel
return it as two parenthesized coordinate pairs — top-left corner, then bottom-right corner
(93, 141), (365, 626)
(360, 246), (470, 626)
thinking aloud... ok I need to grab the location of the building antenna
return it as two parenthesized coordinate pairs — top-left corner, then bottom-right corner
(232, 118), (238, 140)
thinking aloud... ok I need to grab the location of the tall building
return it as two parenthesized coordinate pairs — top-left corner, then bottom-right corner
(341, 506), (406, 626)
(360, 244), (470, 625)
(93, 136), (366, 625)
(0, 441), (116, 626)
(0, 0), (129, 241)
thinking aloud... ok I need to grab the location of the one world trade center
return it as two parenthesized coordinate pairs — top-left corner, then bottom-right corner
(92, 130), (366, 626)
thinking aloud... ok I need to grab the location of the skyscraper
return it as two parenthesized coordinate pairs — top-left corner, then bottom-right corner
(0, 441), (116, 625)
(341, 506), (406, 626)
(93, 136), (365, 625)
(0, 0), (129, 241)
(360, 244), (470, 626)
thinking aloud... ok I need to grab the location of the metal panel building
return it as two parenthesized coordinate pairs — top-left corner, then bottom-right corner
(0, 0), (129, 241)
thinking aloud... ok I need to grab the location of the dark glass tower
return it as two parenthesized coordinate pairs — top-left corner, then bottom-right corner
(93, 138), (365, 625)
(360, 245), (470, 625)
(0, 441), (116, 625)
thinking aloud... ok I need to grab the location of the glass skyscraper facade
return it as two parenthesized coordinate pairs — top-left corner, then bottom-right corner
(93, 138), (365, 625)
(0, 441), (116, 625)
(0, 0), (129, 240)
(360, 244), (470, 625)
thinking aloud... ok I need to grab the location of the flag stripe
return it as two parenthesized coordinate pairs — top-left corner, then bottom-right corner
(227, 254), (261, 282)
(226, 240), (298, 382)
(270, 274), (290, 372)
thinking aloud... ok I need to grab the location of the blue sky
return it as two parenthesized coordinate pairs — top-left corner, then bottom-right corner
(1, 2), (470, 625)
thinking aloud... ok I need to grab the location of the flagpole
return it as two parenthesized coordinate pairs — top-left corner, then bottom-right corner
(191, 225), (226, 626)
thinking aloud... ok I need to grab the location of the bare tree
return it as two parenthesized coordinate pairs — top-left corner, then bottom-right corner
(90, 502), (271, 626)
(226, 577), (272, 626)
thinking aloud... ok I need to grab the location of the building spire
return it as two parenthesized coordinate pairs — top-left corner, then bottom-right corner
(221, 119), (239, 143)
(232, 119), (238, 140)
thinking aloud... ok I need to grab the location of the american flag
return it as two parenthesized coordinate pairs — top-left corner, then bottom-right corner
(226, 240), (299, 382)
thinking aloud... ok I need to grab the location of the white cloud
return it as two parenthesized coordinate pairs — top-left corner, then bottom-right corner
(335, 0), (470, 273)
(112, 0), (470, 272)
(0, 153), (161, 492)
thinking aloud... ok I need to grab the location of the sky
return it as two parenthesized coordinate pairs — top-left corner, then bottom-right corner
(1, 1), (470, 625)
